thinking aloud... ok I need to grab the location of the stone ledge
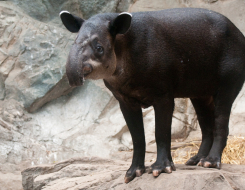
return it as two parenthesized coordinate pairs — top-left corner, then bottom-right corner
(21, 157), (245, 190)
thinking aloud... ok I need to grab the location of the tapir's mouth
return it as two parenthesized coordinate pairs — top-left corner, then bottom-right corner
(66, 64), (93, 87)
(67, 75), (84, 87)
(82, 64), (93, 78)
(79, 76), (85, 86)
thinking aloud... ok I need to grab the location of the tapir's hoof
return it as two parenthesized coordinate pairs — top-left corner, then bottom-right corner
(186, 155), (205, 165)
(171, 162), (176, 171)
(203, 161), (221, 169)
(152, 170), (162, 177)
(124, 176), (135, 183)
(197, 158), (205, 167)
(124, 166), (145, 183)
(197, 156), (221, 169)
(148, 161), (175, 177)
(135, 168), (145, 177)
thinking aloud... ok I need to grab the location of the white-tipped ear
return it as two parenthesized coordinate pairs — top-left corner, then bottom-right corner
(119, 12), (132, 17)
(59, 11), (85, 33)
(59, 10), (70, 17)
(110, 12), (132, 36)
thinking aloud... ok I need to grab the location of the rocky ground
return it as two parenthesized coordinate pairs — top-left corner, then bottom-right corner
(0, 172), (22, 190)
(21, 155), (245, 190)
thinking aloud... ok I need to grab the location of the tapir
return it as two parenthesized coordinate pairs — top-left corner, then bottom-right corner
(60, 8), (245, 183)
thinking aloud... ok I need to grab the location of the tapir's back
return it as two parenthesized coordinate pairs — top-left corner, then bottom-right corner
(127, 8), (245, 98)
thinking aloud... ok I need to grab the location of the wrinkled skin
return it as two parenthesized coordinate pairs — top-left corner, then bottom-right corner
(60, 8), (245, 183)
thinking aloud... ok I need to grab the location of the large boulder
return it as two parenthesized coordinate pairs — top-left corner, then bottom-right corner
(21, 157), (245, 190)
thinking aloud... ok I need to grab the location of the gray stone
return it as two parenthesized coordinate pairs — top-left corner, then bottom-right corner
(27, 75), (74, 113)
(0, 171), (22, 190)
(0, 2), (74, 110)
(21, 157), (245, 190)
(4, 0), (133, 25)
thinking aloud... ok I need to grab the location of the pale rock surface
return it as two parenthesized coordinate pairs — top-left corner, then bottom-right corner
(0, 0), (133, 169)
(21, 157), (245, 190)
(0, 172), (22, 190)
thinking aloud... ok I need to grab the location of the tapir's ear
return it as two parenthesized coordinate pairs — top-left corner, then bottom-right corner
(59, 11), (84, 33)
(110, 12), (132, 36)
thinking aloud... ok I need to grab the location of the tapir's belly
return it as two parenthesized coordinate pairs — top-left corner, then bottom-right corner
(173, 67), (219, 98)
(173, 79), (218, 98)
(118, 62), (220, 107)
(115, 77), (216, 109)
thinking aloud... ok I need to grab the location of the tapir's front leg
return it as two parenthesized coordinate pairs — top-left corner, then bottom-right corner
(119, 101), (145, 183)
(149, 97), (176, 177)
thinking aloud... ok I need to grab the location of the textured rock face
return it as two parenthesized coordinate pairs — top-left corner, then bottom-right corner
(21, 157), (245, 190)
(0, 1), (74, 167)
(1, 6), (72, 109)
(0, 172), (22, 190)
(0, 0), (134, 169)
(5, 0), (133, 25)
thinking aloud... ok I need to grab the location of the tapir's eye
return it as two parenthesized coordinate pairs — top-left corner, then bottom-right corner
(96, 46), (104, 54)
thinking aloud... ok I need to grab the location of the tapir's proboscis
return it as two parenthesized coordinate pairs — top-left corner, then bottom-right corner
(60, 8), (245, 183)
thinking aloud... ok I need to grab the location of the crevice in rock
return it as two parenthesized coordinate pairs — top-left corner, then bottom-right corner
(222, 173), (242, 190)
(115, 0), (122, 12)
(0, 118), (13, 130)
(111, 124), (129, 142)
(27, 74), (75, 113)
(98, 96), (117, 119)
(202, 0), (219, 3)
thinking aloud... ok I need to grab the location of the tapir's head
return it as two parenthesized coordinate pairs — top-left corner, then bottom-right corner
(60, 11), (132, 86)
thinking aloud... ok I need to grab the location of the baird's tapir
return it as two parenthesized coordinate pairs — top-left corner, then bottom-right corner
(60, 8), (245, 183)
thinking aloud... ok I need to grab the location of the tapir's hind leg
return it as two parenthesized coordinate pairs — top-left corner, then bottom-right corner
(200, 81), (244, 168)
(185, 97), (215, 166)
(200, 88), (235, 168)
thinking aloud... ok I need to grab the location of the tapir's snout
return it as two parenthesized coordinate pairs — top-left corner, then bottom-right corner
(66, 65), (84, 87)
(66, 62), (93, 87)
(65, 44), (86, 87)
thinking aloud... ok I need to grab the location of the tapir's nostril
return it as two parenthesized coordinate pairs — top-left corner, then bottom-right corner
(83, 64), (93, 76)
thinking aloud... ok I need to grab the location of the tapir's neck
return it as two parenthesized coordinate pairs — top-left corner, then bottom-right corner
(104, 34), (132, 86)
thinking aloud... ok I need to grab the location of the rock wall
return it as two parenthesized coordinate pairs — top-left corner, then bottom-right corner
(0, 0), (245, 182)
(5, 0), (133, 25)
(0, 0), (134, 165)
